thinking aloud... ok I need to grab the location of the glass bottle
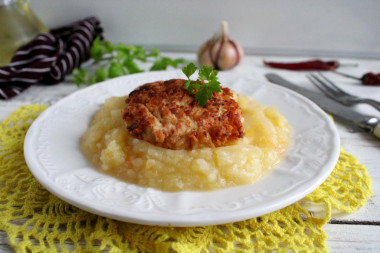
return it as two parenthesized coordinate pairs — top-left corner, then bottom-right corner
(0, 0), (48, 66)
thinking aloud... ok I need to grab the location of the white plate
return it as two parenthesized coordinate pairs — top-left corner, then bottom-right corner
(24, 70), (340, 226)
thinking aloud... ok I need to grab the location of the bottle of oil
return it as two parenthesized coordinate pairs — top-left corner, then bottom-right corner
(0, 0), (48, 66)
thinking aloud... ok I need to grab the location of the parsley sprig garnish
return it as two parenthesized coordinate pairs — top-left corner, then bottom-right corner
(182, 63), (222, 107)
(72, 36), (189, 86)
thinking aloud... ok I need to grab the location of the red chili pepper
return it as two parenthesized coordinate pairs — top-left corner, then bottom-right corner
(361, 72), (380, 86)
(333, 71), (380, 86)
(263, 59), (339, 71)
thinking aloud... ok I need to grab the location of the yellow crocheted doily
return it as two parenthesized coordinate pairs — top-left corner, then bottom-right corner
(0, 105), (373, 252)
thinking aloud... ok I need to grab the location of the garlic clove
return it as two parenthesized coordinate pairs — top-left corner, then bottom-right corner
(197, 21), (244, 70)
(197, 40), (214, 67)
(216, 40), (243, 70)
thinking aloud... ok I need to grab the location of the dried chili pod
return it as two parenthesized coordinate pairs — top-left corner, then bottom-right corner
(334, 71), (380, 86)
(263, 59), (339, 71)
(362, 72), (380, 86)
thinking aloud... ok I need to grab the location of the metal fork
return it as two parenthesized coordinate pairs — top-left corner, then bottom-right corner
(307, 72), (380, 112)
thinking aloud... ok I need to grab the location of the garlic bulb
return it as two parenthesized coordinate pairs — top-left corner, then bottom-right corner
(198, 21), (244, 70)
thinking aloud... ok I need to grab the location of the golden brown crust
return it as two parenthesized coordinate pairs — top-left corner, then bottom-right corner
(122, 79), (244, 150)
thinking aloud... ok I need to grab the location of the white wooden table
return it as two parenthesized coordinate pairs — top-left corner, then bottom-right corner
(1, 54), (379, 252)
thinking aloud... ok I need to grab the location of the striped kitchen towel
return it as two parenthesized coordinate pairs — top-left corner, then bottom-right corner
(0, 17), (103, 100)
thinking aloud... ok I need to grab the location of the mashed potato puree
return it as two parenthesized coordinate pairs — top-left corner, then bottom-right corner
(81, 95), (291, 192)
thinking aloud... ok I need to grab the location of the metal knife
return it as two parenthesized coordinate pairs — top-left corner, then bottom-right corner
(265, 73), (380, 138)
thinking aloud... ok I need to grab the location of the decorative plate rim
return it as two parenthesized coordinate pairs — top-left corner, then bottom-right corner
(24, 70), (340, 226)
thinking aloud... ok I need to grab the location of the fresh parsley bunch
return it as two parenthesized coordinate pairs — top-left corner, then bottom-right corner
(182, 63), (222, 107)
(73, 37), (189, 86)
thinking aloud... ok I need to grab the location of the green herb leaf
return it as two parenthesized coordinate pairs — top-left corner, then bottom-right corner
(147, 47), (160, 58)
(124, 56), (143, 74)
(72, 68), (89, 86)
(74, 36), (189, 85)
(103, 40), (114, 54)
(195, 93), (208, 107)
(182, 62), (197, 79)
(115, 44), (131, 54)
(182, 63), (222, 107)
(199, 65), (219, 82)
(174, 58), (190, 66)
(116, 50), (127, 62)
(108, 61), (125, 78)
(133, 46), (147, 61)
(150, 57), (190, 71)
(92, 67), (108, 83)
(184, 79), (191, 90)
(150, 57), (172, 71)
(198, 65), (213, 80)
(208, 79), (222, 92)
(89, 37), (103, 62)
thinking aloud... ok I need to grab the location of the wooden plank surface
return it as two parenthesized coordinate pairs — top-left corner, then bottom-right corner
(1, 224), (380, 252)
(325, 224), (380, 252)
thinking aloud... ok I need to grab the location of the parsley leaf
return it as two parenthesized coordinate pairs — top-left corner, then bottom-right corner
(208, 79), (222, 92)
(198, 65), (217, 81)
(147, 47), (160, 58)
(92, 67), (108, 83)
(182, 63), (223, 107)
(73, 36), (189, 86)
(108, 61), (126, 78)
(182, 62), (197, 79)
(124, 55), (143, 74)
(150, 57), (179, 71)
(72, 68), (89, 86)
(195, 89), (209, 107)
(89, 37), (103, 62)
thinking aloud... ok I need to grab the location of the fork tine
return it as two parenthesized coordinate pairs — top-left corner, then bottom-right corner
(308, 73), (380, 112)
(306, 74), (339, 97)
(316, 72), (351, 96)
